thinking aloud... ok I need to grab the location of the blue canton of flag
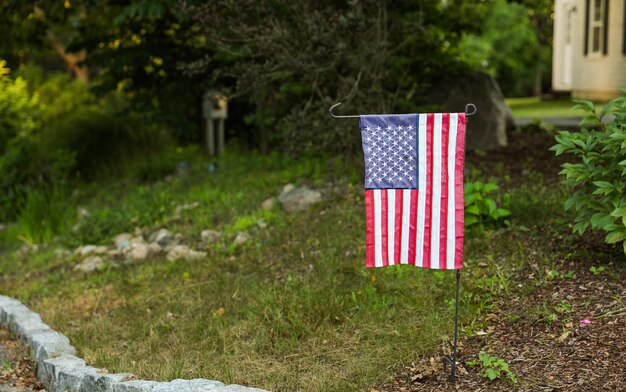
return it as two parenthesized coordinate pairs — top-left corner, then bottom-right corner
(360, 114), (418, 189)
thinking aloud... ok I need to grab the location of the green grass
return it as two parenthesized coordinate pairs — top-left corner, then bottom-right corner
(0, 144), (592, 391)
(506, 97), (606, 118)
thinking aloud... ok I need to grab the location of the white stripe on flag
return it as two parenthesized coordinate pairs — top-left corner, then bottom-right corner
(431, 114), (443, 269)
(416, 114), (427, 267)
(400, 189), (411, 264)
(387, 189), (395, 265)
(446, 114), (459, 269)
(373, 189), (383, 267)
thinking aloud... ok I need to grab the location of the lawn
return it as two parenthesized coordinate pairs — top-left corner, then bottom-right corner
(506, 96), (606, 118)
(0, 134), (623, 391)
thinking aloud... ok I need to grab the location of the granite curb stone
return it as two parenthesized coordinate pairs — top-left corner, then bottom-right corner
(0, 295), (268, 392)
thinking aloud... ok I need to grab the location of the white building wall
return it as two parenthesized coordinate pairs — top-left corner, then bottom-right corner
(553, 0), (626, 100)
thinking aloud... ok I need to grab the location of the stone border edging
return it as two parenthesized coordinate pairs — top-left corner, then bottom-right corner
(0, 295), (267, 392)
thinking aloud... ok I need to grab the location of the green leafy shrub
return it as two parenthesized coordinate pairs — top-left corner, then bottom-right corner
(0, 64), (173, 220)
(0, 61), (40, 153)
(464, 181), (511, 231)
(16, 186), (74, 245)
(467, 351), (516, 384)
(550, 92), (626, 254)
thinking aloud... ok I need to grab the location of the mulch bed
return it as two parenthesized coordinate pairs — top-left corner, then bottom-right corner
(376, 130), (626, 391)
(377, 253), (625, 391)
(0, 329), (45, 392)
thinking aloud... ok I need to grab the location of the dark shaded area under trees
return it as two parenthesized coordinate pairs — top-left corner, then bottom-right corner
(0, 0), (552, 221)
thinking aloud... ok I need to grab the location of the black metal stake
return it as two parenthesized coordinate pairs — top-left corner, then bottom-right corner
(443, 269), (461, 381)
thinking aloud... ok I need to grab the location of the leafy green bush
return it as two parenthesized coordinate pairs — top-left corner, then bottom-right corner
(0, 64), (173, 220)
(16, 186), (74, 245)
(0, 60), (39, 154)
(551, 92), (626, 254)
(464, 181), (511, 231)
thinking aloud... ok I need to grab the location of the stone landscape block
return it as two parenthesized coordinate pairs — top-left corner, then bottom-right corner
(37, 354), (86, 390)
(215, 385), (268, 392)
(26, 329), (76, 361)
(112, 380), (160, 392)
(80, 373), (135, 392)
(0, 302), (30, 324)
(151, 378), (225, 392)
(57, 364), (100, 392)
(8, 310), (49, 336)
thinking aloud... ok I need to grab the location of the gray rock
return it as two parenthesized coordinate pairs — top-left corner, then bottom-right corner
(260, 197), (276, 210)
(174, 202), (200, 215)
(114, 234), (133, 250)
(166, 245), (190, 262)
(75, 245), (108, 257)
(128, 244), (151, 262)
(233, 232), (251, 245)
(75, 256), (105, 273)
(25, 329), (76, 362)
(278, 186), (322, 212)
(77, 207), (90, 220)
(423, 71), (512, 151)
(281, 184), (295, 194)
(130, 236), (145, 246)
(148, 229), (171, 243)
(187, 249), (207, 260)
(0, 223), (5, 232)
(256, 220), (267, 229)
(201, 229), (221, 244)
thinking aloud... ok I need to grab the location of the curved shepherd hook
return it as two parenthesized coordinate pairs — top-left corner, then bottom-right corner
(329, 102), (360, 119)
(329, 102), (478, 118)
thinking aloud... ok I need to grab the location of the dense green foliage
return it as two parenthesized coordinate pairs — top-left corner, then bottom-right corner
(460, 0), (552, 97)
(0, 64), (174, 221)
(464, 181), (511, 232)
(551, 91), (626, 254)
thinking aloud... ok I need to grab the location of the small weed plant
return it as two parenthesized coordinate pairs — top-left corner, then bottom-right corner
(464, 181), (511, 232)
(551, 91), (626, 254)
(589, 265), (605, 275)
(467, 351), (516, 384)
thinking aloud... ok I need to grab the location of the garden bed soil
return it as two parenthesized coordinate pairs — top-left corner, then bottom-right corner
(377, 130), (626, 391)
(0, 329), (44, 392)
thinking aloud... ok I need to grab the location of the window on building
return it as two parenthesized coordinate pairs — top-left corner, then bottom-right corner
(585, 0), (609, 55)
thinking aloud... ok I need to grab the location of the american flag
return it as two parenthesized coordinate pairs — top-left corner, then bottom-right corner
(360, 113), (466, 269)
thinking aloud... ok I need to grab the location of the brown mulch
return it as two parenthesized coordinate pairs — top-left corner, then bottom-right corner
(0, 329), (45, 392)
(376, 254), (625, 391)
(375, 131), (626, 391)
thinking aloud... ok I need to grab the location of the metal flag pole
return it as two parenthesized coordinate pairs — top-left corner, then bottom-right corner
(329, 102), (477, 381)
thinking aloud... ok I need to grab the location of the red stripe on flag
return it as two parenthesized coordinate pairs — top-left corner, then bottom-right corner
(364, 190), (376, 268)
(408, 189), (418, 264)
(394, 189), (403, 264)
(455, 114), (467, 269)
(423, 113), (434, 269)
(381, 189), (389, 267)
(439, 113), (450, 269)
